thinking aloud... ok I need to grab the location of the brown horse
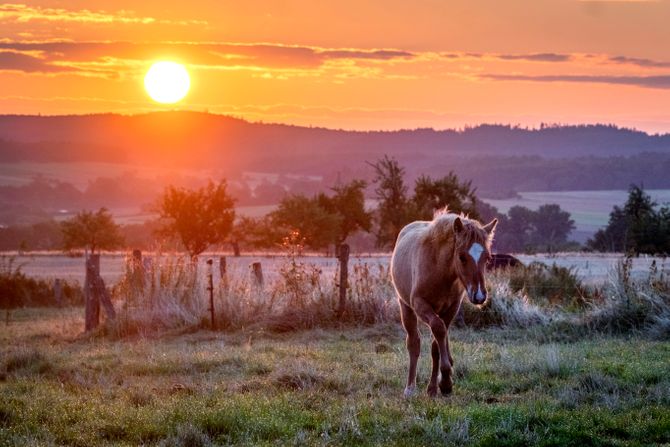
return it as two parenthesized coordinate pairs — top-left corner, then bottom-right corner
(390, 211), (497, 397)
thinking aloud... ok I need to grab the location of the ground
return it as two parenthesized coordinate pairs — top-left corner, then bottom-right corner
(1, 308), (669, 446)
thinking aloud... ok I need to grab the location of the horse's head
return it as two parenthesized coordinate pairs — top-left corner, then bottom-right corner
(453, 216), (497, 305)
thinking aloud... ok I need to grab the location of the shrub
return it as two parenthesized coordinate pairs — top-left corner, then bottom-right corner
(462, 272), (552, 328)
(508, 261), (588, 308)
(0, 256), (83, 309)
(584, 257), (670, 338)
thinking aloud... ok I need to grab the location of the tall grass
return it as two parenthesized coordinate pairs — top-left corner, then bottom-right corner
(584, 256), (670, 338)
(109, 236), (398, 336)
(507, 262), (589, 308)
(462, 270), (553, 328)
(105, 248), (668, 339)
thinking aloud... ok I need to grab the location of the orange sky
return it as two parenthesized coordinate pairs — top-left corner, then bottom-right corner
(1, 0), (670, 132)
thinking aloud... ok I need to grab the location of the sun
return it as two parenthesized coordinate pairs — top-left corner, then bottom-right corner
(144, 61), (190, 104)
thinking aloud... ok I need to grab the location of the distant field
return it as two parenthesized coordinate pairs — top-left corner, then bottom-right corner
(0, 162), (165, 189)
(8, 252), (668, 286)
(485, 189), (670, 243)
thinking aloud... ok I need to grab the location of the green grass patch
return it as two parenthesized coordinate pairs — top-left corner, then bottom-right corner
(1, 308), (669, 445)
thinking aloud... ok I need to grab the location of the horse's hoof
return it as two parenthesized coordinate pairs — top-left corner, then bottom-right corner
(439, 377), (453, 396)
(403, 386), (416, 398)
(426, 385), (438, 398)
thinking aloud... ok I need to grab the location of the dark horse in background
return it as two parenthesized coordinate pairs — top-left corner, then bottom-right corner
(390, 211), (497, 397)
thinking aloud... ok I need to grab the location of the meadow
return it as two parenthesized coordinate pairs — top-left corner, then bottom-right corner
(1, 252), (669, 446)
(1, 308), (668, 446)
(9, 251), (668, 286)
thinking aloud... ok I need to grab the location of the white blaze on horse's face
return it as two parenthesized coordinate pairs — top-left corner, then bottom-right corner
(461, 242), (488, 305)
(468, 243), (484, 264)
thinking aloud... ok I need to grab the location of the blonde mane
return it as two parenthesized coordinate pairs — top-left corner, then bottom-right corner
(427, 208), (492, 253)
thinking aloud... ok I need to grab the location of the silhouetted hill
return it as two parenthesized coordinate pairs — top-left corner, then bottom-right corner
(1, 112), (669, 168)
(2, 112), (670, 198)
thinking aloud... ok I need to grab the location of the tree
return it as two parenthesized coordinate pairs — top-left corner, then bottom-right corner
(502, 206), (536, 252)
(491, 204), (575, 253)
(531, 204), (575, 252)
(413, 173), (479, 220)
(624, 185), (658, 254)
(368, 156), (415, 248)
(270, 194), (341, 251)
(588, 206), (628, 252)
(61, 208), (124, 254)
(588, 184), (669, 254)
(317, 179), (373, 245)
(157, 180), (235, 258)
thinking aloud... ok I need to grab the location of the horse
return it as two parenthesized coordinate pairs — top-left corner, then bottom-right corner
(487, 253), (523, 270)
(390, 211), (497, 397)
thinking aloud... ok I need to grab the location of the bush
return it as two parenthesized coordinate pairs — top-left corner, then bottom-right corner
(0, 256), (83, 309)
(462, 271), (553, 328)
(508, 262), (588, 308)
(584, 257), (670, 338)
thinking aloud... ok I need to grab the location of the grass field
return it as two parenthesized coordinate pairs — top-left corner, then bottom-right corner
(1, 308), (669, 446)
(9, 252), (668, 286)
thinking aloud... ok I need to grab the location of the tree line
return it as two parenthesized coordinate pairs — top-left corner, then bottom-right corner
(588, 185), (670, 255)
(0, 156), (584, 255)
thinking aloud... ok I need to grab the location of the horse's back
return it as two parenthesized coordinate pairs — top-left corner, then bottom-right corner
(391, 221), (430, 304)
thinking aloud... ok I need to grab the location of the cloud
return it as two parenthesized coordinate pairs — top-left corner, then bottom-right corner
(320, 49), (415, 60)
(0, 41), (419, 76)
(440, 52), (572, 62)
(482, 73), (670, 89)
(0, 50), (65, 73)
(608, 55), (670, 68)
(497, 53), (572, 62)
(0, 3), (206, 26)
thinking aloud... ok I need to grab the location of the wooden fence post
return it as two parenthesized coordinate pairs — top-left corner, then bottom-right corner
(130, 249), (145, 306)
(207, 259), (215, 330)
(337, 244), (350, 317)
(54, 278), (62, 307)
(96, 275), (116, 321)
(85, 254), (101, 331)
(84, 253), (116, 332)
(251, 262), (264, 287)
(219, 256), (227, 278)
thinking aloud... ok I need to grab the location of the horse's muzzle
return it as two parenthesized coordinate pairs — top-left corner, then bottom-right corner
(468, 287), (487, 305)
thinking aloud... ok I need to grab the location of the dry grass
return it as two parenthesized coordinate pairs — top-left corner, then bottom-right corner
(107, 247), (398, 337)
(1, 310), (668, 446)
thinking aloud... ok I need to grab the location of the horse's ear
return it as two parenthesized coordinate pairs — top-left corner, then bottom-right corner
(483, 218), (498, 235)
(453, 217), (464, 234)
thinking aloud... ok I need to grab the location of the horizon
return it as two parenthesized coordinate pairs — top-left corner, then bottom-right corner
(2, 110), (669, 136)
(2, 1), (670, 132)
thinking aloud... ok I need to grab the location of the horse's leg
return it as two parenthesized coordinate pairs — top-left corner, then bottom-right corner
(428, 339), (439, 397)
(413, 297), (452, 395)
(400, 301), (420, 398)
(439, 300), (461, 368)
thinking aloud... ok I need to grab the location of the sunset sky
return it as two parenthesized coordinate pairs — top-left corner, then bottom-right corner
(1, 0), (670, 132)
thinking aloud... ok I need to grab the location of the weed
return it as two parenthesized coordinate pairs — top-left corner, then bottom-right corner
(584, 257), (670, 337)
(508, 261), (588, 308)
(159, 423), (212, 447)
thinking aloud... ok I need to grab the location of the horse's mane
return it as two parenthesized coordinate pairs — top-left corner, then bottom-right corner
(427, 208), (492, 252)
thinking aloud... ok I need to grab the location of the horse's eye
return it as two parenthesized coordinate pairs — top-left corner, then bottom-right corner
(459, 254), (467, 263)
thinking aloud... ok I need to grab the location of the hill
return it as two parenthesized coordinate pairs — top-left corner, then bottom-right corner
(2, 112), (670, 206)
